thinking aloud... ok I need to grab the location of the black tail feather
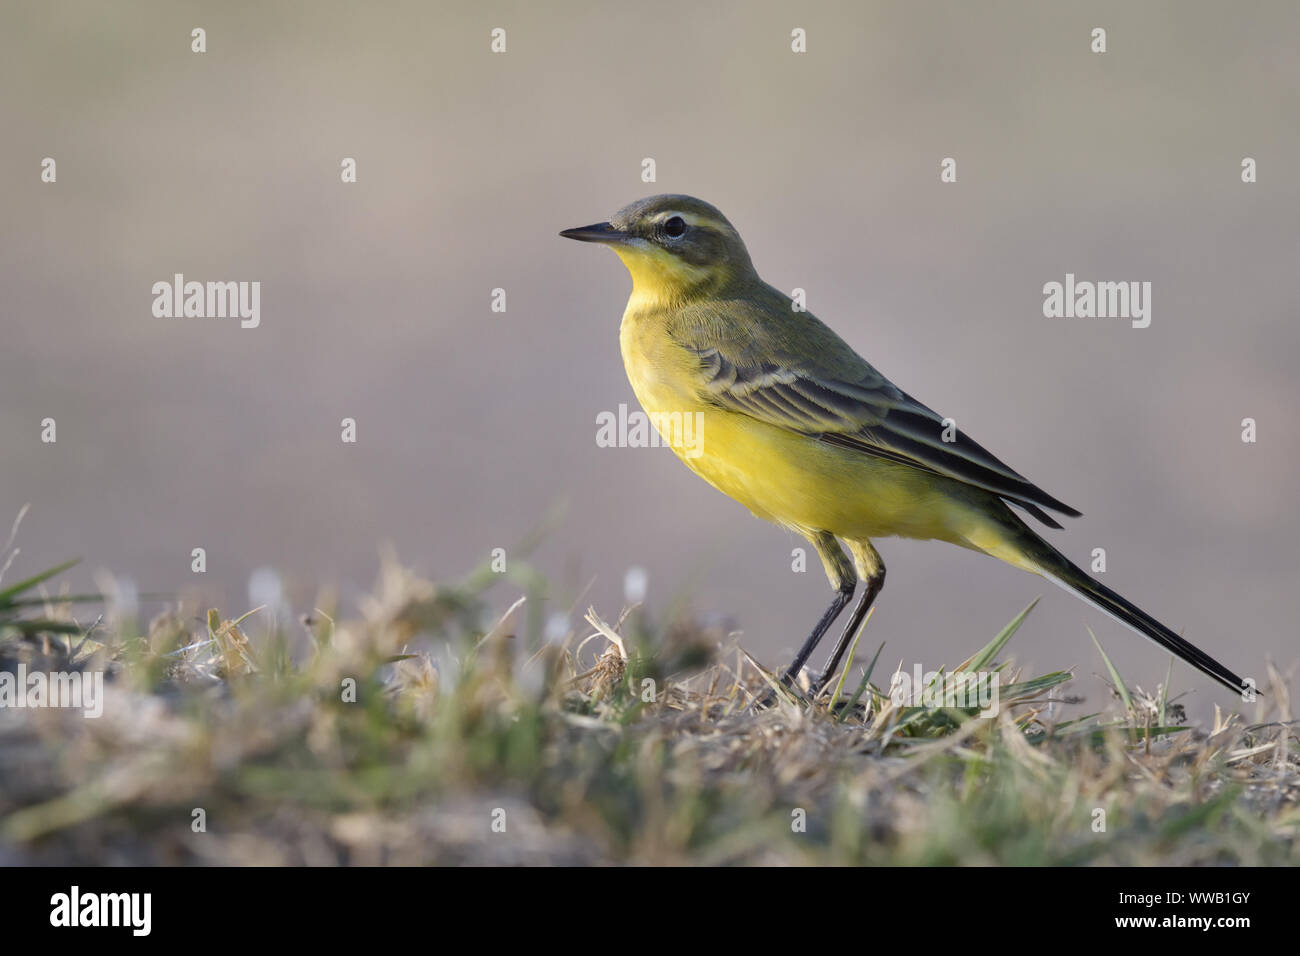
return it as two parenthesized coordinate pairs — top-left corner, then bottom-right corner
(1032, 547), (1252, 697)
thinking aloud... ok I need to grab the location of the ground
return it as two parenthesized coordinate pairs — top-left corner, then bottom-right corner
(0, 552), (1296, 866)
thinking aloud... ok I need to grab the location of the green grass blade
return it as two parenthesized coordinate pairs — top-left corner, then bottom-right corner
(838, 640), (885, 723)
(7, 619), (84, 635)
(0, 559), (79, 604)
(999, 670), (1074, 699)
(829, 606), (874, 711)
(1089, 628), (1134, 714)
(966, 598), (1038, 673)
(1159, 655), (1173, 726)
(2, 594), (105, 608)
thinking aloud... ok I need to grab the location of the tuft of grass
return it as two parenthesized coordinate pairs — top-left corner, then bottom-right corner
(0, 549), (1295, 865)
(0, 559), (88, 639)
(1090, 627), (1135, 715)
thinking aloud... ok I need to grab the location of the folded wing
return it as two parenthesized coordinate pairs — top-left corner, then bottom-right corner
(691, 343), (1081, 528)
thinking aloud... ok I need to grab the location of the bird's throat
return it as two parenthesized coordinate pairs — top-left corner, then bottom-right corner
(612, 245), (715, 312)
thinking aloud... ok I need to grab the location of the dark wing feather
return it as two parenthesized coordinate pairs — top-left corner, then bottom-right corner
(691, 344), (1080, 524)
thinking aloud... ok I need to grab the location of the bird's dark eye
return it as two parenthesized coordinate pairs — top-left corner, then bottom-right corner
(662, 215), (687, 239)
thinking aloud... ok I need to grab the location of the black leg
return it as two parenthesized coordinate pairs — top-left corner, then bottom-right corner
(810, 564), (885, 695)
(779, 578), (856, 687)
(755, 532), (856, 707)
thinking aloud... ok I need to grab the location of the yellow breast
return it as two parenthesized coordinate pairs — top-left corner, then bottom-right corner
(617, 302), (983, 548)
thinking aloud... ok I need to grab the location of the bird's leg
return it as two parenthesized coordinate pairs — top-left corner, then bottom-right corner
(778, 533), (857, 689)
(780, 580), (855, 687)
(809, 571), (885, 695)
(810, 541), (886, 696)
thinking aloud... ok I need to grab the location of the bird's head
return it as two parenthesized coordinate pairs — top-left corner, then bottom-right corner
(561, 194), (755, 307)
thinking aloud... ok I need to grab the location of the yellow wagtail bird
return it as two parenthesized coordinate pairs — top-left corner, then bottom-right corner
(561, 194), (1250, 699)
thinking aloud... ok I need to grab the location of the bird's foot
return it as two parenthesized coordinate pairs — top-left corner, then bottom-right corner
(754, 669), (823, 710)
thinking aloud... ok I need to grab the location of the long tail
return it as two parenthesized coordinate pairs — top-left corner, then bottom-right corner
(979, 514), (1252, 696)
(1030, 543), (1249, 696)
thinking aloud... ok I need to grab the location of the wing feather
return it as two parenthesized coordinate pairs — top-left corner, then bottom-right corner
(690, 344), (1080, 523)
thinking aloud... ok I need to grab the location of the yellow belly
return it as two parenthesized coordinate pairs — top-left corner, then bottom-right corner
(619, 314), (978, 546)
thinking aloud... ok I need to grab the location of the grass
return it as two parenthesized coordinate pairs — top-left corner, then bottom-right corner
(0, 537), (1296, 866)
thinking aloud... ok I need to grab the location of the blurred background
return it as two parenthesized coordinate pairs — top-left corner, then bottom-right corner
(2, 0), (1296, 718)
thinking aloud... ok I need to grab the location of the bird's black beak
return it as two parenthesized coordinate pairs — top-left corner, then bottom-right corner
(559, 221), (628, 244)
